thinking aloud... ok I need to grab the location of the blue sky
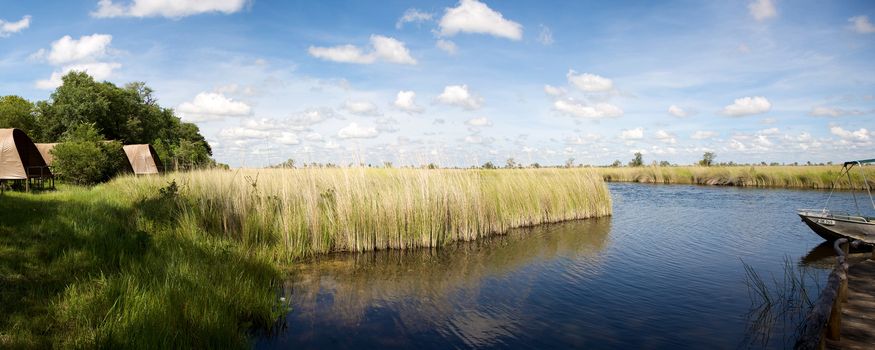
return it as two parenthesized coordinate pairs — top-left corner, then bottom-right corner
(1, 0), (874, 167)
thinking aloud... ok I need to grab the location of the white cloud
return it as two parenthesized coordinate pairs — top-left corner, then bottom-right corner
(567, 70), (613, 92)
(436, 39), (458, 55)
(303, 132), (323, 141)
(396, 8), (432, 29)
(553, 99), (622, 119)
(338, 122), (379, 139)
(543, 85), (565, 96)
(241, 118), (282, 131)
(177, 92), (252, 122)
(439, 0), (523, 40)
(849, 15), (875, 34)
(35, 62), (121, 89)
(654, 130), (677, 144)
(323, 140), (340, 149)
(0, 15), (31, 37)
(691, 131), (718, 140)
(308, 35), (416, 65)
(722, 96), (771, 116)
(620, 127), (644, 140)
(667, 105), (687, 117)
(393, 90), (423, 113)
(36, 34), (113, 65)
(464, 135), (493, 144)
(436, 84), (483, 110)
(565, 133), (602, 145)
(275, 132), (300, 145)
(218, 127), (270, 139)
(288, 108), (337, 128)
(537, 24), (554, 45)
(343, 100), (380, 116)
(830, 126), (870, 142)
(465, 116), (491, 127)
(92, 0), (247, 18)
(748, 0), (776, 22)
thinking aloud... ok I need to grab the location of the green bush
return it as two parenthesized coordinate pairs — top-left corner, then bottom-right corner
(52, 123), (128, 185)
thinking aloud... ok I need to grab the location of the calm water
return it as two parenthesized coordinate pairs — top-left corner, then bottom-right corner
(256, 183), (874, 349)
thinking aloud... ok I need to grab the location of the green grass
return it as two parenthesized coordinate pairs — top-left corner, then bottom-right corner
(1, 168), (612, 347)
(592, 165), (875, 190)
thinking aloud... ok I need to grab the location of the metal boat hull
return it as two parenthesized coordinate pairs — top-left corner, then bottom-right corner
(798, 211), (875, 243)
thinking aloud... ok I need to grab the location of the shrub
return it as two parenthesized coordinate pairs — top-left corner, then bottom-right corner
(52, 123), (128, 185)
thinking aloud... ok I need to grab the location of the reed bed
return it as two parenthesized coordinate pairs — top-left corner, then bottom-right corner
(592, 166), (875, 190)
(110, 168), (612, 260)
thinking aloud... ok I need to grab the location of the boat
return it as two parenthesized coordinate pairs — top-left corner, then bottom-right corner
(797, 159), (875, 243)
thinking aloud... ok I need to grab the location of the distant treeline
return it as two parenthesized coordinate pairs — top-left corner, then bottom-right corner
(0, 71), (213, 170)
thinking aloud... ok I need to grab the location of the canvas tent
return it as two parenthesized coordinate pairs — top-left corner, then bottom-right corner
(0, 128), (52, 180)
(123, 144), (162, 175)
(34, 143), (58, 166)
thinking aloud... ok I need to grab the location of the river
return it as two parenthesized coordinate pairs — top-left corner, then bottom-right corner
(256, 183), (873, 349)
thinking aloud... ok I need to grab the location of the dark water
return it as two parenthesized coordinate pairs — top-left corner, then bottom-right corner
(256, 184), (874, 349)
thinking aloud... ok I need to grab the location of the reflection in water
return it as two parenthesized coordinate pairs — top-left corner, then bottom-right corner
(274, 219), (611, 348)
(257, 184), (868, 350)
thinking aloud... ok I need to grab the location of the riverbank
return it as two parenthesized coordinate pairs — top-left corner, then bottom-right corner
(591, 165), (875, 190)
(0, 168), (611, 347)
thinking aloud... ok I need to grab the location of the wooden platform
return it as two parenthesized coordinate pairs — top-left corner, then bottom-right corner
(826, 259), (875, 350)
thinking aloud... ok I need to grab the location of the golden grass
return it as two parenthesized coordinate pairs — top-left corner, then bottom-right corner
(592, 165), (875, 190)
(109, 168), (612, 260)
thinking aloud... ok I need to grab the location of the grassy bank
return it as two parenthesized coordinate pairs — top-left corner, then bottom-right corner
(1, 168), (611, 347)
(592, 165), (875, 190)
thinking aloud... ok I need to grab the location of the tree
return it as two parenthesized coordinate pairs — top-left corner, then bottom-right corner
(659, 160), (671, 167)
(505, 158), (517, 169)
(565, 158), (575, 168)
(629, 152), (644, 167)
(482, 161), (496, 169)
(699, 152), (716, 167)
(52, 123), (127, 185)
(611, 160), (622, 167)
(0, 95), (37, 136)
(530, 162), (541, 168)
(269, 159), (296, 169)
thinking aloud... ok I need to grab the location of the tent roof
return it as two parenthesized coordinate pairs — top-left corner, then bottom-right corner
(0, 128), (51, 180)
(123, 144), (161, 175)
(34, 143), (58, 166)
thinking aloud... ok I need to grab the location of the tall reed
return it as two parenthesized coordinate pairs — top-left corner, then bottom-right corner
(110, 168), (612, 260)
(593, 165), (875, 190)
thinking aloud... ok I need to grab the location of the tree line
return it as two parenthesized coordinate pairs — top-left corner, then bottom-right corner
(0, 71), (214, 184)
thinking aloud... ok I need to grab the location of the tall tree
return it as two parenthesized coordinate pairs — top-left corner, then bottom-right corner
(0, 95), (37, 136)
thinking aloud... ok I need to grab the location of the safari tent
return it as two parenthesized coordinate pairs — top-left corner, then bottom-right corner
(34, 143), (58, 166)
(0, 128), (53, 190)
(123, 144), (162, 175)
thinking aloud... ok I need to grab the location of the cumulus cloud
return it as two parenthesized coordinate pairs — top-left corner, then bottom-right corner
(439, 0), (522, 40)
(464, 135), (494, 144)
(34, 34), (113, 65)
(92, 0), (247, 18)
(848, 15), (875, 34)
(553, 99), (622, 119)
(748, 0), (776, 22)
(393, 90), (423, 113)
(722, 96), (771, 116)
(435, 39), (458, 54)
(830, 126), (870, 142)
(177, 92), (252, 122)
(343, 100), (380, 116)
(288, 108), (338, 129)
(465, 116), (492, 127)
(35, 62), (121, 89)
(436, 84), (483, 110)
(275, 132), (300, 145)
(565, 133), (602, 145)
(667, 105), (688, 117)
(619, 127), (644, 140)
(543, 85), (565, 96)
(218, 127), (270, 139)
(396, 8), (432, 29)
(338, 122), (379, 139)
(691, 131), (718, 140)
(654, 130), (677, 144)
(567, 70), (613, 92)
(308, 35), (416, 65)
(0, 15), (31, 37)
(810, 106), (866, 117)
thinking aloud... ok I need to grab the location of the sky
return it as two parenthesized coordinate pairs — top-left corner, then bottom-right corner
(1, 0), (874, 167)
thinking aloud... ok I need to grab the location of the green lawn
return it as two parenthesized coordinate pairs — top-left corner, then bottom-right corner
(0, 185), (282, 349)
